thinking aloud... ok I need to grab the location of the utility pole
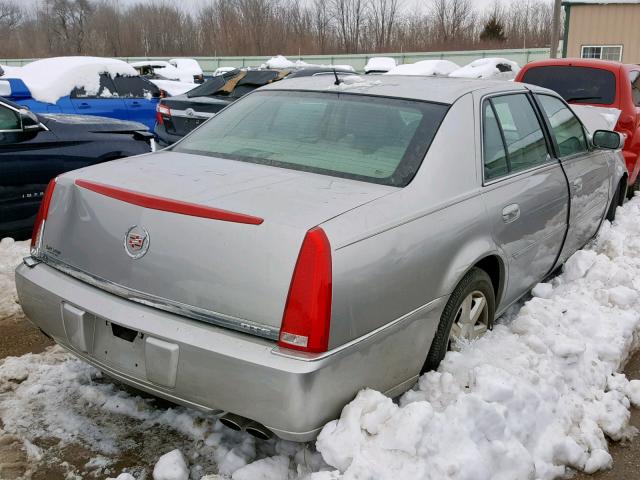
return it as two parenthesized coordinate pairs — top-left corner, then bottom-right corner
(550, 0), (562, 58)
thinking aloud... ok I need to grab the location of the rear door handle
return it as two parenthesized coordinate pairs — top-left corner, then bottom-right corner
(130, 101), (141, 107)
(502, 204), (520, 223)
(77, 103), (90, 109)
(571, 178), (583, 193)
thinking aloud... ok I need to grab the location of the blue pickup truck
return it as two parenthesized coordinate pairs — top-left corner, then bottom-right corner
(0, 57), (161, 130)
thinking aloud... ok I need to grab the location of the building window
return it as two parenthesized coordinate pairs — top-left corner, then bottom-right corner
(581, 45), (623, 61)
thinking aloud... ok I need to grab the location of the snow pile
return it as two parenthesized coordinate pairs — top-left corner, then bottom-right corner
(364, 57), (397, 73)
(449, 57), (521, 80)
(262, 55), (354, 72)
(0, 238), (29, 318)
(316, 200), (640, 479)
(385, 60), (460, 76)
(169, 58), (203, 77)
(153, 449), (189, 480)
(11, 56), (139, 104)
(150, 79), (198, 97)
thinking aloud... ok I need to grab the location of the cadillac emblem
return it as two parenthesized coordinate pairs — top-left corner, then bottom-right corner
(124, 226), (150, 259)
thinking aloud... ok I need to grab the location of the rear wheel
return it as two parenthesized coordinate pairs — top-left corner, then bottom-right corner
(422, 267), (495, 372)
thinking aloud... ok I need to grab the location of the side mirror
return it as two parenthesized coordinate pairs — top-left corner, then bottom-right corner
(592, 129), (624, 150)
(19, 109), (44, 132)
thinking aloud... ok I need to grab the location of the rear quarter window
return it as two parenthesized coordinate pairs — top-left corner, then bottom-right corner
(521, 66), (616, 105)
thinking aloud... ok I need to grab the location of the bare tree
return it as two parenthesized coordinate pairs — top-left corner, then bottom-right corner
(331, 0), (367, 53)
(368, 0), (399, 51)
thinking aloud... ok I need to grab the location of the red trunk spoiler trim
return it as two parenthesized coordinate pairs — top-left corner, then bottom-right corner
(75, 179), (264, 225)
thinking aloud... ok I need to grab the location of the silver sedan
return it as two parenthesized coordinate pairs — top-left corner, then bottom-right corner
(15, 75), (626, 441)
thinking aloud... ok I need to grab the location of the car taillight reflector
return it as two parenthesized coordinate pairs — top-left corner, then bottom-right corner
(31, 178), (57, 256)
(156, 103), (171, 125)
(278, 227), (332, 353)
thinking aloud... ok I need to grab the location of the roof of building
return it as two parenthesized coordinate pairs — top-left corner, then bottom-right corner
(563, 1), (640, 5)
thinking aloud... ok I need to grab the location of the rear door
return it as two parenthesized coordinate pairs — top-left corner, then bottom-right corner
(534, 93), (611, 260)
(480, 92), (570, 307)
(70, 74), (128, 121)
(112, 76), (159, 129)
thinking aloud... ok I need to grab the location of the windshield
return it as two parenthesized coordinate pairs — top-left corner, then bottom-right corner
(521, 66), (616, 105)
(172, 90), (449, 186)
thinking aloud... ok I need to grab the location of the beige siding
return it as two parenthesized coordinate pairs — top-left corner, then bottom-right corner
(567, 4), (640, 63)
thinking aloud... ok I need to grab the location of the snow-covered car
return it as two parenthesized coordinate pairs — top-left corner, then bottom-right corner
(450, 57), (521, 80)
(385, 60), (459, 76)
(169, 58), (205, 83)
(0, 96), (152, 239)
(364, 56), (397, 74)
(16, 76), (626, 443)
(0, 57), (161, 130)
(130, 60), (193, 84)
(213, 67), (237, 76)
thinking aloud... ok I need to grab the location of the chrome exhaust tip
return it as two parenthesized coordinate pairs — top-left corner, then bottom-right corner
(219, 413), (250, 432)
(245, 421), (273, 440)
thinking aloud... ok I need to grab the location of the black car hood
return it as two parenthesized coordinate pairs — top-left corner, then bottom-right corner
(40, 114), (148, 132)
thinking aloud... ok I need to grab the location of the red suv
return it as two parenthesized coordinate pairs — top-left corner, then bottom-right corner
(516, 58), (640, 196)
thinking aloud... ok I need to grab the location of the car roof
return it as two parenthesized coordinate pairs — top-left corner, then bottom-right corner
(520, 58), (623, 72)
(259, 75), (534, 104)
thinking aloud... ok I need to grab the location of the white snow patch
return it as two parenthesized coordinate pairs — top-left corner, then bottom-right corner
(449, 57), (521, 80)
(149, 79), (198, 96)
(364, 57), (396, 73)
(315, 199), (640, 479)
(12, 56), (139, 104)
(385, 60), (459, 76)
(262, 55), (354, 72)
(0, 238), (29, 318)
(153, 449), (189, 480)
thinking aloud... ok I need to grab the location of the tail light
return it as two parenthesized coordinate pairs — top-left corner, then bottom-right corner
(156, 103), (171, 125)
(31, 178), (57, 256)
(278, 227), (332, 353)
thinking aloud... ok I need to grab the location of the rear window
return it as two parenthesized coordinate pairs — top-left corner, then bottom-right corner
(521, 66), (616, 105)
(172, 90), (449, 186)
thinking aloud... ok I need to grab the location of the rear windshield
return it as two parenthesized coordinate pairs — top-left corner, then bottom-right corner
(172, 90), (449, 186)
(521, 66), (616, 105)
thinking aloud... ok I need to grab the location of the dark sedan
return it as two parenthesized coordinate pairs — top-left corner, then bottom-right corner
(0, 97), (153, 239)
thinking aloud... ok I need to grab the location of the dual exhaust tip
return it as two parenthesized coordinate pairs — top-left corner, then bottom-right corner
(219, 413), (272, 440)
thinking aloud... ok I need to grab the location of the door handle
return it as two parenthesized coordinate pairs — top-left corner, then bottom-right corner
(502, 204), (520, 223)
(77, 103), (90, 109)
(131, 101), (141, 107)
(571, 178), (583, 193)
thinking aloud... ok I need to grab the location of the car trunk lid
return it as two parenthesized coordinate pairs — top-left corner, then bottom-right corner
(41, 152), (395, 338)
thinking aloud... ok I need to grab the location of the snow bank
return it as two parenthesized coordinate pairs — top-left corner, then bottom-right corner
(0, 238), (29, 318)
(364, 57), (396, 73)
(449, 57), (521, 80)
(385, 60), (459, 76)
(11, 56), (138, 104)
(316, 200), (640, 479)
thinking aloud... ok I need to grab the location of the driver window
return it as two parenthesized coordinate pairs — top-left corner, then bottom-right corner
(0, 104), (20, 131)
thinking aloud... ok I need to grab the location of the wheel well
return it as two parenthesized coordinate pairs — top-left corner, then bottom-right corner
(474, 255), (503, 302)
(620, 173), (628, 205)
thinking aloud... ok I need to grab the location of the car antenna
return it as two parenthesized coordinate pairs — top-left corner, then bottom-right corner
(333, 68), (342, 86)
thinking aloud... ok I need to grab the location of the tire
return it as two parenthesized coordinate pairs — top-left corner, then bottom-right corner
(606, 181), (621, 222)
(422, 267), (495, 372)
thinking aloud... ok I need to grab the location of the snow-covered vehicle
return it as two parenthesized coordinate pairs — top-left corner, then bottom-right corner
(130, 60), (193, 83)
(449, 57), (520, 80)
(385, 60), (459, 76)
(0, 57), (161, 130)
(169, 58), (205, 84)
(364, 56), (397, 74)
(16, 76), (626, 443)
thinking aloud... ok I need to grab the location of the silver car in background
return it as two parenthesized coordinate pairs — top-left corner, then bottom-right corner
(15, 76), (626, 441)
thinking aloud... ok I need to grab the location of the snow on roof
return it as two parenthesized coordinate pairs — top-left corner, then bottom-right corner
(0, 64), (22, 77)
(449, 57), (521, 80)
(169, 58), (203, 76)
(385, 60), (460, 76)
(365, 57), (397, 73)
(149, 79), (198, 96)
(9, 56), (138, 104)
(262, 55), (355, 72)
(213, 67), (238, 76)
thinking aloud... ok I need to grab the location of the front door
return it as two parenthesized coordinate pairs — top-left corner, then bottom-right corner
(70, 73), (128, 121)
(480, 92), (570, 308)
(534, 94), (611, 261)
